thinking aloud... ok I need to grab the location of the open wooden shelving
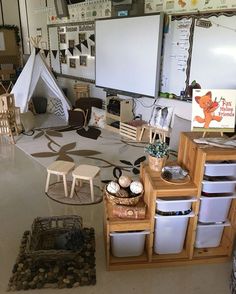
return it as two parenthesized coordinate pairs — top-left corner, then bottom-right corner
(104, 132), (236, 270)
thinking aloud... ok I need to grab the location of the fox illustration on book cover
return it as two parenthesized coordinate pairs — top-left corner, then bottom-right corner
(194, 91), (222, 128)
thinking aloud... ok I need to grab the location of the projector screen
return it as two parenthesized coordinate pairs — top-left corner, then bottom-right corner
(95, 14), (163, 97)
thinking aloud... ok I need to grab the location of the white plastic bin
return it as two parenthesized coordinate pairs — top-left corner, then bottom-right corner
(204, 162), (236, 177)
(154, 212), (194, 254)
(156, 197), (196, 212)
(110, 231), (149, 257)
(195, 221), (230, 248)
(199, 195), (236, 223)
(202, 180), (236, 194)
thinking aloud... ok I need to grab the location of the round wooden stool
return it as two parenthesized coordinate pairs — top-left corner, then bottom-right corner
(45, 160), (75, 197)
(70, 164), (101, 202)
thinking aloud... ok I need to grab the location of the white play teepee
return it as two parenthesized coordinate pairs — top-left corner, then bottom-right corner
(11, 42), (71, 121)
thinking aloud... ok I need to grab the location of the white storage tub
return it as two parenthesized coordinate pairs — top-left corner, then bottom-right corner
(156, 197), (197, 212)
(154, 212), (194, 254)
(204, 162), (236, 177)
(199, 195), (236, 223)
(110, 230), (149, 257)
(202, 180), (236, 194)
(195, 221), (230, 248)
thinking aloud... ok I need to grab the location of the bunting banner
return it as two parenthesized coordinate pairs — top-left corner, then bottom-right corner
(52, 50), (58, 59)
(35, 47), (41, 55)
(82, 40), (88, 48)
(89, 34), (95, 42)
(44, 49), (49, 58)
(68, 47), (74, 56)
(75, 43), (82, 53)
(60, 49), (66, 57)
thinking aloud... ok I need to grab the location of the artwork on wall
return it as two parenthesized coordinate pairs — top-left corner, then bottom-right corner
(80, 55), (87, 66)
(69, 58), (76, 68)
(191, 89), (236, 133)
(79, 32), (86, 43)
(68, 39), (75, 48)
(90, 45), (95, 57)
(61, 55), (67, 64)
(60, 33), (66, 44)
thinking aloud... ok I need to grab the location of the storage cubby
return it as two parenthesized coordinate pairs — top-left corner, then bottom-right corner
(104, 132), (236, 270)
(105, 96), (133, 133)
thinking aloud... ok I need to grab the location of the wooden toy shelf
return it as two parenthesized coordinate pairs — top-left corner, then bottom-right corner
(105, 97), (133, 133)
(104, 132), (236, 270)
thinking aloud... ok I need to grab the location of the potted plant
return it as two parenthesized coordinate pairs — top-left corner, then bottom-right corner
(144, 139), (169, 172)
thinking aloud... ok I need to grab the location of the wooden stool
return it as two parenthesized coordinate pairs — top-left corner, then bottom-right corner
(45, 160), (75, 197)
(70, 164), (101, 202)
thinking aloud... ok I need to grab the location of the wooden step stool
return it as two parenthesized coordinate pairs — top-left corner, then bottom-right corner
(70, 164), (101, 202)
(45, 161), (75, 197)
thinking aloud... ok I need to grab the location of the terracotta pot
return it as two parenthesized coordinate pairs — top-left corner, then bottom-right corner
(148, 155), (167, 172)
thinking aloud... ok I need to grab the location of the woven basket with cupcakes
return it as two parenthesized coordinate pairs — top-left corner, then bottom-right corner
(105, 168), (144, 206)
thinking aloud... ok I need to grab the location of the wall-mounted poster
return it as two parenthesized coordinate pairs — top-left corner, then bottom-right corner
(192, 89), (236, 133)
(79, 32), (86, 43)
(90, 45), (95, 57)
(69, 58), (76, 68)
(80, 55), (87, 66)
(61, 55), (67, 64)
(60, 33), (66, 44)
(68, 39), (75, 48)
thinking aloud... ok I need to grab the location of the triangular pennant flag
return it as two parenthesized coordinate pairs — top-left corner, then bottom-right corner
(82, 40), (88, 48)
(75, 43), (82, 53)
(60, 49), (66, 57)
(52, 50), (58, 59)
(35, 47), (41, 55)
(89, 34), (95, 42)
(43, 49), (49, 58)
(68, 47), (74, 56)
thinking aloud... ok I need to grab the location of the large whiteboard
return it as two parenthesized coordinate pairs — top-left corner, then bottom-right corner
(95, 14), (163, 97)
(189, 14), (236, 89)
(161, 13), (236, 97)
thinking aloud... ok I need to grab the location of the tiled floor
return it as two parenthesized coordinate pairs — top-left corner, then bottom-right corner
(0, 141), (232, 294)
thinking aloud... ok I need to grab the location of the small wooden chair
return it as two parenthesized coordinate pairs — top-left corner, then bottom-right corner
(70, 164), (101, 202)
(0, 111), (16, 144)
(45, 160), (75, 197)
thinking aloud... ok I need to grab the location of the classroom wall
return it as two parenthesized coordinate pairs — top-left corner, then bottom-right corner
(6, 1), (236, 123)
(0, 0), (21, 28)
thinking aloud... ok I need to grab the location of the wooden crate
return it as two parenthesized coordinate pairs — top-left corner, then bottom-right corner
(0, 93), (15, 112)
(120, 122), (148, 141)
(74, 83), (90, 100)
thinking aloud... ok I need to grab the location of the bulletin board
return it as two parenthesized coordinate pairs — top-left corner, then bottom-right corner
(0, 27), (20, 66)
(47, 21), (95, 82)
(160, 12), (236, 97)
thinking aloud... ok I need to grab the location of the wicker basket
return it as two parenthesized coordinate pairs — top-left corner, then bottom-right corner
(105, 186), (143, 206)
(24, 215), (83, 260)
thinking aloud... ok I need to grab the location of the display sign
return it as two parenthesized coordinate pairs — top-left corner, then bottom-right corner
(191, 89), (236, 133)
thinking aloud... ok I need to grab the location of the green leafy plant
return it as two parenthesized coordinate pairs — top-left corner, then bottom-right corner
(144, 140), (169, 158)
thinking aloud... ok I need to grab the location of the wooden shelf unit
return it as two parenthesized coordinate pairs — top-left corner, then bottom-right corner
(105, 96), (133, 133)
(104, 132), (236, 270)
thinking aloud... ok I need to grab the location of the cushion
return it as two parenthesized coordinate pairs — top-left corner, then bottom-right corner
(20, 111), (35, 132)
(88, 107), (106, 129)
(32, 96), (47, 114)
(169, 115), (191, 152)
(47, 97), (58, 113)
(149, 105), (173, 131)
(68, 108), (85, 127)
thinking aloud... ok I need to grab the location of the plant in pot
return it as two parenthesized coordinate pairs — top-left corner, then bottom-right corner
(144, 139), (169, 172)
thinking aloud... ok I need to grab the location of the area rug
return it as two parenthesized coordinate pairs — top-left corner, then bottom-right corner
(46, 182), (103, 205)
(16, 128), (147, 181)
(7, 227), (96, 291)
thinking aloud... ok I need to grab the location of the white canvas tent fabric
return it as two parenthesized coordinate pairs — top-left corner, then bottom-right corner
(11, 49), (71, 121)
